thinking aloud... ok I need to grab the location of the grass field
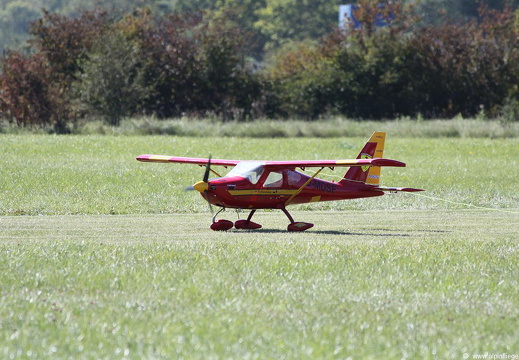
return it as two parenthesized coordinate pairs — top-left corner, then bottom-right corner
(1, 211), (518, 359)
(1, 134), (518, 215)
(3, 117), (519, 138)
(1, 132), (519, 358)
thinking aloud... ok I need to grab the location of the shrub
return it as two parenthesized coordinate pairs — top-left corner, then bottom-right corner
(29, 10), (112, 83)
(196, 12), (262, 120)
(265, 41), (338, 119)
(265, 0), (418, 119)
(120, 11), (205, 118)
(114, 9), (262, 120)
(405, 5), (519, 118)
(0, 10), (114, 133)
(1, 8), (263, 128)
(0, 51), (71, 132)
(263, 1), (519, 120)
(74, 32), (149, 126)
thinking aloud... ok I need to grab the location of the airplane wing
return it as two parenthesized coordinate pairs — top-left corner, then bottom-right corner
(136, 155), (406, 169)
(262, 158), (406, 170)
(136, 155), (240, 167)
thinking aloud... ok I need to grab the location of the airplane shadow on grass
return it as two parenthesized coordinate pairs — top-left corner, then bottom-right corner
(231, 228), (451, 236)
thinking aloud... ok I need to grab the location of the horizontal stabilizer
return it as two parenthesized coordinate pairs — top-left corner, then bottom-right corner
(372, 186), (425, 192)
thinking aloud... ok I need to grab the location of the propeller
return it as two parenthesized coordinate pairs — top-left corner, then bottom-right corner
(185, 155), (214, 214)
(203, 155), (211, 183)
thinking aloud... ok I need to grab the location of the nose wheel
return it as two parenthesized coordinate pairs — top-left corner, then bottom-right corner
(210, 207), (234, 231)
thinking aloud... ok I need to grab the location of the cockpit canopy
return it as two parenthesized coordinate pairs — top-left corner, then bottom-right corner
(225, 161), (264, 184)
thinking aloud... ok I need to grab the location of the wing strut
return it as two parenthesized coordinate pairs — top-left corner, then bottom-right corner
(285, 167), (324, 205)
(198, 165), (222, 178)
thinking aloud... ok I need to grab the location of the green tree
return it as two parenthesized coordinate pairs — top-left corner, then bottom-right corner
(416, 0), (519, 23)
(212, 0), (267, 57)
(197, 12), (262, 120)
(264, 0), (519, 119)
(0, 9), (113, 132)
(0, 1), (40, 50)
(255, 0), (343, 50)
(74, 32), (148, 125)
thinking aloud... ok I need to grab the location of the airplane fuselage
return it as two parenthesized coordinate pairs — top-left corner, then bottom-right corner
(203, 169), (384, 210)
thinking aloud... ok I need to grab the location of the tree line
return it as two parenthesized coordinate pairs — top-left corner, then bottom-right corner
(1, 0), (519, 132)
(2, 0), (519, 53)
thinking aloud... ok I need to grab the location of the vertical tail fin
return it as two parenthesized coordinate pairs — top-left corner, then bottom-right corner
(341, 131), (386, 185)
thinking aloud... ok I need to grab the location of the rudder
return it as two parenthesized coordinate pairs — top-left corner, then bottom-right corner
(341, 132), (386, 185)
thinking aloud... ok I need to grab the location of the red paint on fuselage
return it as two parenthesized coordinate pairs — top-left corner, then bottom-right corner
(201, 170), (384, 210)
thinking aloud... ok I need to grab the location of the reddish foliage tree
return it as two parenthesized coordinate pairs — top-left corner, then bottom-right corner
(0, 52), (51, 128)
(0, 10), (114, 132)
(29, 9), (112, 82)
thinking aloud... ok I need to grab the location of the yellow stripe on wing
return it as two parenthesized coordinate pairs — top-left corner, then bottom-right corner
(145, 155), (172, 163)
(335, 159), (363, 166)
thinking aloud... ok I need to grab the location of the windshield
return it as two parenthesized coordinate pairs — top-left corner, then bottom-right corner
(225, 161), (264, 184)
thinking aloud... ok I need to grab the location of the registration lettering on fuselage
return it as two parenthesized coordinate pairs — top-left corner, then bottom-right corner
(310, 179), (336, 193)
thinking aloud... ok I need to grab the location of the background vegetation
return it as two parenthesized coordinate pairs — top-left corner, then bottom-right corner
(2, 0), (519, 52)
(1, 0), (519, 132)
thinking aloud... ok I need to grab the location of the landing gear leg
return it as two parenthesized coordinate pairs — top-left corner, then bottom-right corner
(246, 210), (256, 223)
(210, 207), (233, 231)
(281, 208), (295, 223)
(235, 210), (262, 230)
(282, 207), (314, 232)
(212, 207), (226, 223)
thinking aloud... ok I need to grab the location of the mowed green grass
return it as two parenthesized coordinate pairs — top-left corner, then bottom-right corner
(1, 211), (519, 358)
(1, 134), (518, 215)
(1, 134), (519, 358)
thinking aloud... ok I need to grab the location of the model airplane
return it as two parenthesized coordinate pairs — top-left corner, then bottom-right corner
(137, 132), (423, 231)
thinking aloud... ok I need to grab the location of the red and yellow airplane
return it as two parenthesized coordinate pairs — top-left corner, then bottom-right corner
(137, 132), (423, 231)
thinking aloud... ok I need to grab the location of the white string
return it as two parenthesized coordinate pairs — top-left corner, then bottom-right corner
(406, 192), (519, 214)
(301, 169), (519, 214)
